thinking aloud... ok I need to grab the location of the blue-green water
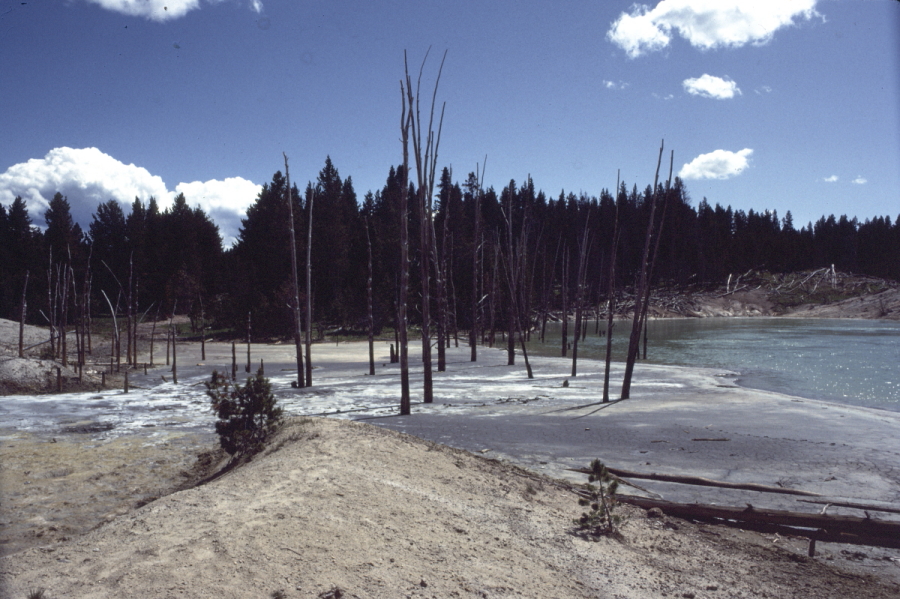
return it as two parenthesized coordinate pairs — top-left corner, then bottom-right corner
(527, 318), (900, 412)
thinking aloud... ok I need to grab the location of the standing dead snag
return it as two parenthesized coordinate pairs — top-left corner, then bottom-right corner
(571, 218), (590, 377)
(621, 141), (666, 400)
(283, 153), (305, 389)
(18, 270), (29, 358)
(603, 171), (622, 403)
(398, 75), (413, 415)
(499, 186), (534, 379)
(304, 185), (314, 387)
(365, 216), (375, 376)
(469, 160), (485, 362)
(402, 48), (447, 404)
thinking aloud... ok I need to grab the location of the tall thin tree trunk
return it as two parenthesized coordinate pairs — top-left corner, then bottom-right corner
(305, 186), (314, 387)
(603, 170), (621, 403)
(505, 188), (516, 366)
(284, 153), (305, 388)
(127, 253), (133, 368)
(561, 249), (569, 357)
(18, 271), (29, 358)
(399, 78), (412, 415)
(622, 141), (665, 400)
(572, 222), (590, 377)
(365, 217), (375, 376)
(403, 49), (446, 405)
(246, 311), (251, 373)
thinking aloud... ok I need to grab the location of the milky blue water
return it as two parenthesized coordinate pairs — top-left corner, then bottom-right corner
(527, 318), (900, 412)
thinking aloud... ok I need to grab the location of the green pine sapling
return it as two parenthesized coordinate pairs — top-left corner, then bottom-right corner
(206, 368), (282, 457)
(575, 459), (621, 537)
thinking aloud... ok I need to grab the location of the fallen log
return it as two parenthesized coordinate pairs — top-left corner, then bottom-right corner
(568, 466), (821, 497)
(616, 495), (900, 551)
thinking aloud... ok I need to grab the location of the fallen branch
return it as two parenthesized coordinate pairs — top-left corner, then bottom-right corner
(797, 498), (900, 516)
(568, 466), (821, 497)
(616, 495), (900, 551)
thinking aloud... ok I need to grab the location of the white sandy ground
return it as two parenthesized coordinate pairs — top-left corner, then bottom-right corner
(2, 338), (900, 597)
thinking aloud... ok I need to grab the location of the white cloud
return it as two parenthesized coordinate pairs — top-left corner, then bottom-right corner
(852, 177), (867, 185)
(0, 147), (260, 247)
(679, 148), (753, 180)
(85, 0), (200, 21)
(608, 0), (821, 58)
(174, 177), (262, 245)
(823, 175), (839, 183)
(603, 80), (629, 90)
(683, 74), (741, 99)
(755, 85), (773, 95)
(84, 0), (262, 22)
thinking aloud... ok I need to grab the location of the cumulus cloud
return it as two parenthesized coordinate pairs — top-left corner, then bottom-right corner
(603, 80), (629, 90)
(608, 0), (821, 58)
(755, 85), (773, 95)
(823, 175), (839, 183)
(683, 74), (741, 99)
(84, 0), (262, 22)
(679, 148), (753, 180)
(852, 177), (867, 185)
(174, 177), (262, 245)
(0, 147), (260, 247)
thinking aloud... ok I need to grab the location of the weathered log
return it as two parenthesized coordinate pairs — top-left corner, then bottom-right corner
(616, 494), (900, 550)
(568, 466), (821, 497)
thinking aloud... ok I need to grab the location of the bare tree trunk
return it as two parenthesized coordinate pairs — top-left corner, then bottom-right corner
(637, 150), (674, 365)
(85, 270), (92, 355)
(434, 177), (451, 372)
(365, 217), (375, 376)
(246, 311), (251, 373)
(283, 152), (305, 388)
(18, 271), (29, 358)
(305, 186), (314, 387)
(561, 249), (569, 357)
(488, 244), (499, 348)
(622, 141), (665, 400)
(398, 77), (412, 415)
(46, 253), (54, 356)
(126, 253), (133, 368)
(572, 222), (590, 377)
(403, 49), (447, 404)
(603, 171), (621, 403)
(150, 304), (159, 366)
(100, 290), (119, 375)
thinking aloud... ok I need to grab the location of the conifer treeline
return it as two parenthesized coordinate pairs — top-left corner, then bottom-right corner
(1, 156), (898, 338)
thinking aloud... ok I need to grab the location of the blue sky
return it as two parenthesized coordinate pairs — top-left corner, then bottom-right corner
(1, 0), (898, 247)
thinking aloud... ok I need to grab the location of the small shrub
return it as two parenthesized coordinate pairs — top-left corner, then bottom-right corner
(206, 368), (282, 457)
(575, 459), (621, 537)
(27, 589), (47, 599)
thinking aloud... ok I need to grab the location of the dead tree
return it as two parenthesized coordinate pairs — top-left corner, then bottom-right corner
(365, 216), (375, 376)
(246, 311), (252, 373)
(398, 74), (413, 415)
(500, 192), (534, 379)
(283, 152), (305, 388)
(403, 48), (447, 404)
(621, 141), (665, 400)
(603, 171), (622, 402)
(561, 248), (569, 357)
(470, 162), (485, 362)
(18, 271), (29, 358)
(637, 150), (674, 363)
(571, 219), (591, 377)
(304, 185), (314, 387)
